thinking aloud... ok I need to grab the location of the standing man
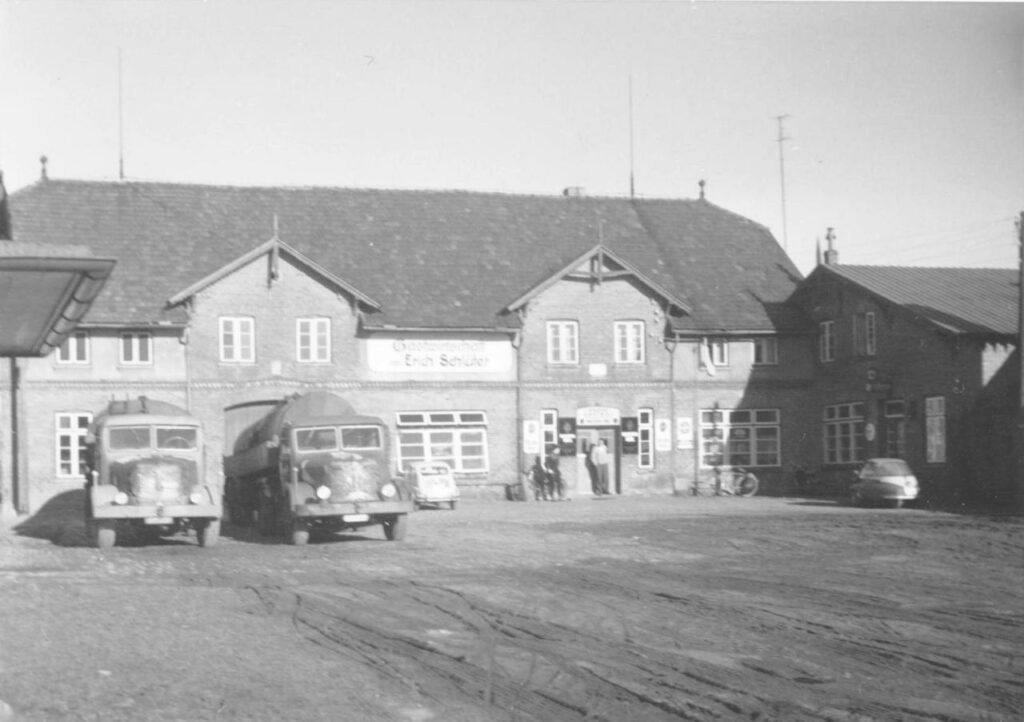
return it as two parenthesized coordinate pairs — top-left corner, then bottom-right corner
(590, 439), (610, 495)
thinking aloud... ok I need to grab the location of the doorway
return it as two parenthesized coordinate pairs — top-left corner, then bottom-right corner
(577, 427), (619, 495)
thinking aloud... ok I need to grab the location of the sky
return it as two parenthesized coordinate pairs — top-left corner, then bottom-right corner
(2, 0), (1023, 275)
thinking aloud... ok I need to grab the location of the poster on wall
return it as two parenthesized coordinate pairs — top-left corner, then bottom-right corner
(655, 418), (671, 452)
(523, 419), (540, 455)
(676, 417), (694, 450)
(557, 417), (577, 456)
(621, 416), (639, 455)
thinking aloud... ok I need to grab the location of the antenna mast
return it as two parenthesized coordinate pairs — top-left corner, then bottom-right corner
(118, 47), (125, 181)
(775, 114), (791, 250)
(628, 75), (635, 199)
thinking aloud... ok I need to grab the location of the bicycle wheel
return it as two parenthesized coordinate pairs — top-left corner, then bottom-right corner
(734, 470), (759, 497)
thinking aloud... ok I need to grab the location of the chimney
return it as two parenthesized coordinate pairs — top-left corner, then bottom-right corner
(39, 155), (49, 182)
(0, 171), (11, 240)
(823, 227), (839, 266)
(698, 179), (706, 201)
(562, 186), (584, 198)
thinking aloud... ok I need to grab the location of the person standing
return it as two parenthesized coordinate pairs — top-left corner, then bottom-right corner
(589, 439), (610, 495)
(544, 446), (564, 501)
(530, 455), (549, 501)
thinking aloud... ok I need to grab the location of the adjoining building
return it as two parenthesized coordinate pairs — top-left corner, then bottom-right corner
(2, 174), (814, 513)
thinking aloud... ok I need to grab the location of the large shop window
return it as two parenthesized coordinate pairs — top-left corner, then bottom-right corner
(925, 396), (946, 463)
(56, 412), (93, 477)
(546, 321), (579, 364)
(396, 411), (489, 473)
(824, 402), (865, 464)
(57, 331), (89, 364)
(220, 316), (255, 363)
(699, 408), (780, 468)
(614, 321), (645, 363)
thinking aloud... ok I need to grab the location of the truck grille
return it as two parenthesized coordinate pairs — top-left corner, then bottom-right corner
(111, 458), (199, 504)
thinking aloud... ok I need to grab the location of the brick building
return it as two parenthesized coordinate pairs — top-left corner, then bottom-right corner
(790, 246), (1019, 504)
(0, 176), (818, 514)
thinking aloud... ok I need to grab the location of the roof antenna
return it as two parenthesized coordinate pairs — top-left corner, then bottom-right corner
(628, 74), (635, 199)
(118, 47), (125, 181)
(775, 114), (791, 250)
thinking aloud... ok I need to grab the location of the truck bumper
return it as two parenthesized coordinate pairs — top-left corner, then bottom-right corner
(91, 504), (221, 521)
(293, 500), (413, 518)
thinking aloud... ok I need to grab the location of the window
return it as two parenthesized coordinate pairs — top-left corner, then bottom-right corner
(852, 313), (877, 357)
(56, 412), (92, 477)
(396, 411), (489, 473)
(296, 317), (331, 363)
(865, 312), (877, 356)
(120, 332), (152, 365)
(926, 396), (946, 463)
(638, 408), (654, 469)
(57, 331), (89, 364)
(753, 337), (778, 365)
(824, 402), (865, 464)
(614, 321), (645, 363)
(819, 321), (835, 362)
(709, 338), (728, 366)
(541, 409), (557, 454)
(884, 400), (906, 458)
(220, 317), (254, 363)
(546, 321), (578, 364)
(699, 408), (780, 468)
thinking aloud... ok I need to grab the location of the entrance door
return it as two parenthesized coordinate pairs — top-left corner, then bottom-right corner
(577, 428), (619, 495)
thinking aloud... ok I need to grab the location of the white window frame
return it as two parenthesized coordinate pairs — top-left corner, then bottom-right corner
(926, 396), (946, 463)
(57, 331), (89, 365)
(56, 412), (92, 477)
(709, 338), (728, 366)
(296, 317), (331, 363)
(819, 321), (835, 362)
(753, 337), (778, 365)
(546, 320), (579, 365)
(638, 408), (654, 469)
(396, 411), (489, 473)
(120, 332), (152, 366)
(541, 409), (558, 455)
(699, 408), (780, 468)
(824, 402), (865, 464)
(614, 320), (645, 364)
(865, 312), (877, 356)
(219, 316), (255, 363)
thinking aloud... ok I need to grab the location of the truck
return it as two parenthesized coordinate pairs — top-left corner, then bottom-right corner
(223, 391), (412, 545)
(84, 396), (221, 549)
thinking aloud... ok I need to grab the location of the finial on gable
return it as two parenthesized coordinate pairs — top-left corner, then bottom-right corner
(40, 155), (49, 182)
(698, 179), (706, 201)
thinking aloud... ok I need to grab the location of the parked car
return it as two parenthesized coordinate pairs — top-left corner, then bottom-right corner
(850, 458), (919, 508)
(406, 461), (459, 510)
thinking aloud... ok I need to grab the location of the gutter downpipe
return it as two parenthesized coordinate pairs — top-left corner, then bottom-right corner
(9, 358), (23, 514)
(512, 328), (523, 499)
(665, 334), (678, 493)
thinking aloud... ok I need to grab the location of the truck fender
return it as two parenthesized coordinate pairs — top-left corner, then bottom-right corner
(90, 484), (122, 509)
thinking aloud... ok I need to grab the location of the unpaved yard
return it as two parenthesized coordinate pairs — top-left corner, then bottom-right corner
(1, 495), (1022, 721)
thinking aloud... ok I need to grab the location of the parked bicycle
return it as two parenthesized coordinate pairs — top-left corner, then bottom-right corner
(691, 466), (760, 497)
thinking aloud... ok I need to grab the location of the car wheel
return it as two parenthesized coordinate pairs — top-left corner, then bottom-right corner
(383, 514), (408, 541)
(449, 500), (457, 510)
(197, 519), (221, 547)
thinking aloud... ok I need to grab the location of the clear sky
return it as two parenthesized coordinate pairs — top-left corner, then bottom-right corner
(2, 1), (1023, 275)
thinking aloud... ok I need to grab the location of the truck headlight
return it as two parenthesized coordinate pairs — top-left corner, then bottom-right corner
(380, 483), (397, 499)
(113, 492), (130, 505)
(315, 485), (332, 501)
(188, 491), (206, 505)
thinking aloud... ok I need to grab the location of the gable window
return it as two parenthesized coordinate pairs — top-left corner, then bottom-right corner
(56, 412), (92, 477)
(700, 408), (780, 468)
(852, 312), (877, 357)
(865, 312), (877, 356)
(220, 317), (255, 363)
(120, 332), (152, 365)
(396, 411), (489, 473)
(926, 396), (946, 463)
(614, 321), (645, 363)
(753, 337), (778, 365)
(824, 402), (865, 464)
(819, 321), (835, 362)
(638, 408), (654, 469)
(57, 331), (89, 364)
(547, 321), (579, 365)
(296, 317), (331, 363)
(709, 338), (728, 366)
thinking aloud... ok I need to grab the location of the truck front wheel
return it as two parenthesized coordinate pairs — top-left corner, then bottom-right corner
(290, 520), (309, 546)
(382, 514), (408, 541)
(95, 521), (117, 550)
(197, 519), (221, 548)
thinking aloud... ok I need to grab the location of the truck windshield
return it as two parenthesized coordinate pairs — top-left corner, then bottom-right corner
(108, 426), (151, 450)
(341, 426), (382, 450)
(296, 427), (338, 451)
(156, 427), (198, 450)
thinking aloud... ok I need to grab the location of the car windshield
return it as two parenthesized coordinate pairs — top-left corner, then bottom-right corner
(156, 427), (198, 450)
(872, 459), (912, 475)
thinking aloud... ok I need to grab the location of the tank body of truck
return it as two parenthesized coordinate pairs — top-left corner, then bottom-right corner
(223, 391), (412, 545)
(84, 396), (221, 549)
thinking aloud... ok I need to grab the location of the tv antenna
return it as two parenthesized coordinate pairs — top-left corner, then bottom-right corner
(775, 114), (791, 250)
(118, 47), (125, 180)
(628, 75), (636, 199)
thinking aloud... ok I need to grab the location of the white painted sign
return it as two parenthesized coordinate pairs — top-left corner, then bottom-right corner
(367, 337), (513, 373)
(655, 418), (672, 452)
(576, 406), (620, 427)
(523, 420), (541, 454)
(676, 417), (694, 450)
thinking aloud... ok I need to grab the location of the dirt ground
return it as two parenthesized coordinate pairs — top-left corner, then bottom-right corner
(1, 492), (1022, 722)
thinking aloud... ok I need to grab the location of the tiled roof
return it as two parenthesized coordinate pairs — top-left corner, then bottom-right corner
(10, 180), (804, 332)
(813, 264), (1018, 337)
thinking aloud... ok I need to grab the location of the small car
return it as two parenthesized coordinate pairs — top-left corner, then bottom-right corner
(850, 458), (919, 508)
(406, 461), (459, 510)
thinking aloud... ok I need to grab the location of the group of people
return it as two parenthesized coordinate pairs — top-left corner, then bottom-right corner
(529, 447), (565, 501)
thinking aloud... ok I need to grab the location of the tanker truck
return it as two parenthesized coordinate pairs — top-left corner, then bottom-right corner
(84, 396), (221, 549)
(223, 391), (412, 545)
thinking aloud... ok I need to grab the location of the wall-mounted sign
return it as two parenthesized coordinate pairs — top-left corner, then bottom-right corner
(368, 336), (513, 374)
(576, 406), (620, 427)
(655, 418), (671, 452)
(621, 416), (639, 455)
(557, 417), (577, 456)
(676, 417), (694, 450)
(523, 420), (540, 455)
(588, 363), (607, 378)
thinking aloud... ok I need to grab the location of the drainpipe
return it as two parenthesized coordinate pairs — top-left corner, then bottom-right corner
(512, 328), (523, 497)
(665, 335), (678, 493)
(9, 358), (23, 513)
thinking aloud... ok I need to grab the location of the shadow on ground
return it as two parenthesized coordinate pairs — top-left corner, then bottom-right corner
(11, 490), (91, 547)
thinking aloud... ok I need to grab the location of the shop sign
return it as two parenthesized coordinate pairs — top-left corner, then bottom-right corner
(621, 416), (639, 455)
(523, 419), (540, 455)
(655, 418), (671, 452)
(576, 406), (620, 427)
(676, 417), (694, 450)
(367, 337), (512, 373)
(557, 417), (577, 456)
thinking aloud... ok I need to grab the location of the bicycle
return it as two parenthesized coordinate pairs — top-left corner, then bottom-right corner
(691, 466), (760, 497)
